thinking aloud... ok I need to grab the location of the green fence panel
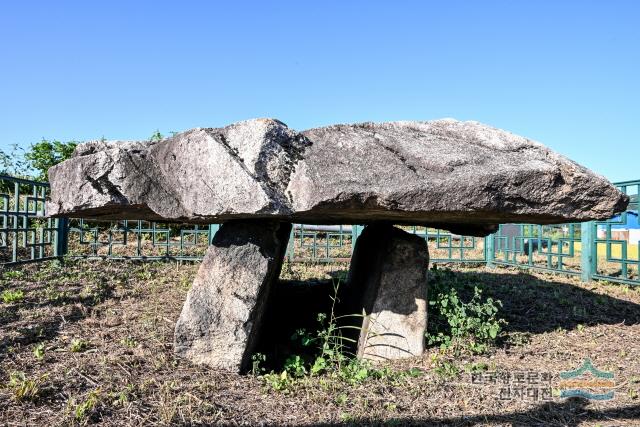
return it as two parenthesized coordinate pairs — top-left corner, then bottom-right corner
(488, 223), (582, 277)
(66, 219), (214, 261)
(286, 224), (353, 262)
(0, 174), (60, 265)
(591, 180), (640, 285)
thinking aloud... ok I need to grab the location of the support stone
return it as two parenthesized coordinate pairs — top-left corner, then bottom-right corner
(343, 224), (429, 361)
(174, 220), (291, 372)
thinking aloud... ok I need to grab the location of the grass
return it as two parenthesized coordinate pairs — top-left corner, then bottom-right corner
(0, 259), (640, 425)
(5, 371), (45, 402)
(1, 289), (24, 303)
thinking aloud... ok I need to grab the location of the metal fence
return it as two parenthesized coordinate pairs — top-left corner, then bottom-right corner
(1, 174), (638, 286)
(0, 175), (65, 265)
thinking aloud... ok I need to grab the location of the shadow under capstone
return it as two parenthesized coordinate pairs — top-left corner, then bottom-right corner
(252, 278), (338, 371)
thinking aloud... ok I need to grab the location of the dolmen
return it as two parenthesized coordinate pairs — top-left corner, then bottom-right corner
(47, 118), (628, 371)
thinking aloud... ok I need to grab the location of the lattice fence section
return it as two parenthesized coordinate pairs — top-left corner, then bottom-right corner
(66, 219), (217, 261)
(490, 223), (582, 276)
(286, 225), (354, 262)
(0, 175), (61, 264)
(403, 226), (487, 264)
(592, 180), (640, 285)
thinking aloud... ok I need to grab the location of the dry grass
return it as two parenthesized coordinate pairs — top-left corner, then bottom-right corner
(1, 259), (640, 426)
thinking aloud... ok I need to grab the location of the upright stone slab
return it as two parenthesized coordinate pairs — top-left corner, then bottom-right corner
(174, 220), (291, 372)
(344, 224), (429, 361)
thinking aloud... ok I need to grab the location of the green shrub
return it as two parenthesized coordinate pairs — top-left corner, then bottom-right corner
(24, 139), (77, 181)
(427, 267), (507, 354)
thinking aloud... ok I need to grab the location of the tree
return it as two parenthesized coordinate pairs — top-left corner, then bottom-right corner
(23, 139), (78, 181)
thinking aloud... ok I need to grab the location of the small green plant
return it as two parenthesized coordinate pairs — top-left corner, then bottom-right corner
(1, 289), (24, 303)
(70, 339), (89, 353)
(261, 371), (295, 392)
(6, 371), (45, 402)
(3, 270), (24, 279)
(149, 130), (164, 142)
(433, 358), (460, 379)
(427, 268), (506, 354)
(33, 343), (45, 360)
(71, 389), (101, 422)
(251, 353), (266, 376)
(383, 402), (397, 412)
(335, 393), (348, 406)
(506, 331), (531, 347)
(110, 384), (134, 407)
(283, 354), (307, 377)
(120, 336), (138, 348)
(464, 362), (489, 373)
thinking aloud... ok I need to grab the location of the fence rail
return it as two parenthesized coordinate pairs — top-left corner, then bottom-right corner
(1, 174), (638, 286)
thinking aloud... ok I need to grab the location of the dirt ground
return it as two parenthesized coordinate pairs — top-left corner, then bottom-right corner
(1, 259), (640, 426)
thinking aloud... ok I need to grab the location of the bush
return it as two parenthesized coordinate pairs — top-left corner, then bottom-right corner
(24, 139), (78, 181)
(1, 129), (163, 182)
(0, 139), (77, 182)
(427, 267), (507, 354)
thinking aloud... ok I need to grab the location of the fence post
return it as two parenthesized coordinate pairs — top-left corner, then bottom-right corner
(485, 233), (495, 268)
(580, 221), (596, 282)
(351, 225), (363, 255)
(55, 218), (69, 258)
(208, 224), (220, 244)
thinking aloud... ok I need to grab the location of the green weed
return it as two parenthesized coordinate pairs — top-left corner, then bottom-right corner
(427, 267), (506, 354)
(120, 336), (138, 348)
(5, 371), (45, 402)
(432, 357), (460, 379)
(3, 270), (24, 280)
(1, 289), (24, 303)
(33, 343), (45, 360)
(70, 339), (89, 353)
(71, 389), (101, 422)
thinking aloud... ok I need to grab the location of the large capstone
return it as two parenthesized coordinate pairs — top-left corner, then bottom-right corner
(174, 220), (291, 372)
(342, 224), (429, 361)
(47, 118), (628, 236)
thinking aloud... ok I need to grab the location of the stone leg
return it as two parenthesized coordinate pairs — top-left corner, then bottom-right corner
(174, 220), (291, 372)
(343, 223), (429, 361)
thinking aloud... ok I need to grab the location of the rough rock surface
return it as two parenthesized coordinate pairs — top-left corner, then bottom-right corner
(173, 220), (291, 371)
(47, 118), (628, 236)
(343, 224), (429, 361)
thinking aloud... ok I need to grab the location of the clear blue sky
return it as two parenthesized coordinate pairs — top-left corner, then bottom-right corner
(1, 1), (638, 182)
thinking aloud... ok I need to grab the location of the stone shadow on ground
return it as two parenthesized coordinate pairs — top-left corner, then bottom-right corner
(257, 266), (640, 368)
(317, 398), (640, 426)
(0, 262), (119, 361)
(254, 278), (337, 370)
(429, 268), (640, 336)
